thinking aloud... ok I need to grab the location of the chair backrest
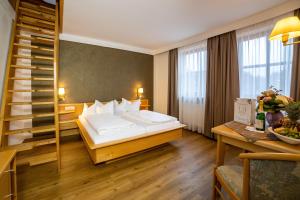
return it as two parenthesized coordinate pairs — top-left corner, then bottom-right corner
(249, 159), (300, 200)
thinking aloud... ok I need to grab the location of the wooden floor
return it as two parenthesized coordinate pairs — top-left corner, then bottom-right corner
(17, 130), (242, 200)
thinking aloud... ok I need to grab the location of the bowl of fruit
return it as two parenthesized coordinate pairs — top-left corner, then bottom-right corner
(269, 126), (300, 145)
(269, 102), (300, 145)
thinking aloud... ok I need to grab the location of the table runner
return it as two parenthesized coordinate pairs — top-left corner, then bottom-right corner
(224, 121), (278, 142)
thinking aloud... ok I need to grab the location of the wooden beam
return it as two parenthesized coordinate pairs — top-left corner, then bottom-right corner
(54, 0), (61, 171)
(0, 0), (20, 148)
(59, 0), (64, 32)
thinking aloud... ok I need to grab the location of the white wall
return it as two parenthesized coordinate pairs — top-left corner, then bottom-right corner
(0, 0), (14, 105)
(153, 51), (169, 114)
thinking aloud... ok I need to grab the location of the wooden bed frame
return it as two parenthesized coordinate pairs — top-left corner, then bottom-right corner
(58, 99), (184, 164)
(77, 120), (184, 164)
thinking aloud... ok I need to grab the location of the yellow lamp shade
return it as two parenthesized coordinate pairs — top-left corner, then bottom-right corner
(269, 16), (300, 43)
(138, 87), (144, 94)
(58, 87), (65, 96)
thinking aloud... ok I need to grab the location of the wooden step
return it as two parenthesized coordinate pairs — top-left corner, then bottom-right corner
(13, 54), (54, 61)
(5, 125), (56, 135)
(19, 7), (55, 22)
(16, 34), (54, 44)
(14, 43), (54, 52)
(8, 100), (54, 106)
(18, 16), (55, 30)
(17, 152), (57, 166)
(17, 23), (55, 36)
(6, 138), (56, 152)
(20, 2), (55, 15)
(9, 77), (54, 81)
(21, 1), (56, 12)
(4, 112), (55, 121)
(19, 15), (55, 26)
(8, 89), (54, 93)
(11, 65), (54, 71)
(40, 5), (56, 13)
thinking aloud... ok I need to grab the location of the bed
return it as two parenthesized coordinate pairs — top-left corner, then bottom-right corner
(77, 104), (185, 164)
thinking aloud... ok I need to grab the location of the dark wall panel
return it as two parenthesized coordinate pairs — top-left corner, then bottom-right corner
(59, 41), (153, 105)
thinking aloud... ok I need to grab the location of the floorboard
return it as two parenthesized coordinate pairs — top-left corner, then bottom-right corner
(17, 130), (242, 200)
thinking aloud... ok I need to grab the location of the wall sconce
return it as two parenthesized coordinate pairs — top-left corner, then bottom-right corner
(58, 87), (65, 101)
(137, 87), (144, 99)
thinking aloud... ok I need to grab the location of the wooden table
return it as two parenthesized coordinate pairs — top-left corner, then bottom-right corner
(211, 125), (300, 199)
(212, 125), (300, 166)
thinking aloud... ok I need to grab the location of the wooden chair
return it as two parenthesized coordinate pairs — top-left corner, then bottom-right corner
(213, 153), (300, 200)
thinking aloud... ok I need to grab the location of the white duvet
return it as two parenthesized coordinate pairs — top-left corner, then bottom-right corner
(85, 113), (135, 135)
(122, 110), (177, 124)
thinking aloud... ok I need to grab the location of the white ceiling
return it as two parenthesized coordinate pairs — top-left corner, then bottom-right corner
(63, 0), (289, 54)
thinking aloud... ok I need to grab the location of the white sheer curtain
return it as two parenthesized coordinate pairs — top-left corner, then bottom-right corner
(237, 13), (293, 98)
(178, 40), (207, 133)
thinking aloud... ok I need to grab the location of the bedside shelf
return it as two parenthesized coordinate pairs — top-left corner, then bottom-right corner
(58, 104), (78, 137)
(59, 119), (76, 124)
(58, 110), (75, 115)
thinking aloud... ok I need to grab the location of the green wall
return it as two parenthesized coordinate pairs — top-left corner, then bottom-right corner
(59, 41), (153, 105)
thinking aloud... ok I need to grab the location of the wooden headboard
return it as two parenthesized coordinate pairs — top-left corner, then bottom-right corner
(58, 99), (150, 137)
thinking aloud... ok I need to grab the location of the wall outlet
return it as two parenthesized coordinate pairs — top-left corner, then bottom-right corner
(65, 106), (75, 111)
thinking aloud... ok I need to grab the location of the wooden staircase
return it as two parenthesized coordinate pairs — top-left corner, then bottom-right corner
(0, 0), (61, 170)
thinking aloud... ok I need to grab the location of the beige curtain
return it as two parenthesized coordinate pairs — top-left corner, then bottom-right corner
(168, 49), (179, 118)
(204, 31), (240, 138)
(290, 9), (300, 101)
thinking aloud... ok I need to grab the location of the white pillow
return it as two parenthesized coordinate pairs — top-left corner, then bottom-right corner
(114, 100), (127, 115)
(122, 98), (141, 112)
(82, 103), (88, 116)
(96, 100), (114, 115)
(82, 100), (102, 116)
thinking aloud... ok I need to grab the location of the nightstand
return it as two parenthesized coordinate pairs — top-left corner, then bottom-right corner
(140, 99), (150, 110)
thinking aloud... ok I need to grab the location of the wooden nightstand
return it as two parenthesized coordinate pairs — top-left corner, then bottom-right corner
(140, 99), (150, 110)
(0, 150), (17, 200)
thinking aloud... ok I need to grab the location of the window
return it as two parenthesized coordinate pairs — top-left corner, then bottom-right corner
(178, 40), (207, 132)
(178, 43), (207, 101)
(237, 16), (293, 98)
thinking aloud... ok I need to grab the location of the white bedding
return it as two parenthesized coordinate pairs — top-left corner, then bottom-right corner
(121, 114), (181, 133)
(79, 113), (183, 147)
(79, 115), (147, 146)
(85, 113), (135, 135)
(122, 110), (177, 124)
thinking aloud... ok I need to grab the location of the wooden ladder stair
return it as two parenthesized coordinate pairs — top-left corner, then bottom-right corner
(0, 0), (61, 170)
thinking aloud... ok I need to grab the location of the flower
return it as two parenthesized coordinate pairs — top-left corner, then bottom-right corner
(257, 87), (294, 112)
(263, 96), (272, 103)
(262, 89), (276, 97)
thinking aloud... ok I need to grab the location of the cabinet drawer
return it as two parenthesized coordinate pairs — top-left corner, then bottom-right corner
(0, 165), (12, 200)
(59, 121), (77, 130)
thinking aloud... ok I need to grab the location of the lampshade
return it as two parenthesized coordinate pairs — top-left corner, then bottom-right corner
(58, 87), (65, 96)
(269, 16), (300, 43)
(138, 87), (144, 94)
